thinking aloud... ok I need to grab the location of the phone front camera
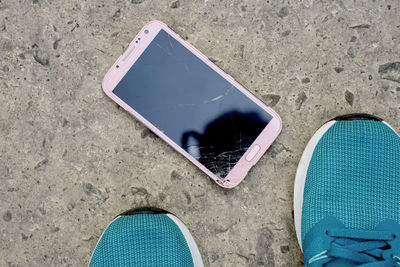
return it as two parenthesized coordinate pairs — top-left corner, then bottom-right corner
(144, 29), (149, 34)
(116, 65), (119, 68)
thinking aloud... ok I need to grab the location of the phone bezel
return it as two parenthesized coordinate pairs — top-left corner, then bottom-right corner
(102, 20), (282, 188)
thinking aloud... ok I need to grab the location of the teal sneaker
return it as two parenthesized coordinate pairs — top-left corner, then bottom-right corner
(89, 208), (204, 267)
(294, 114), (400, 266)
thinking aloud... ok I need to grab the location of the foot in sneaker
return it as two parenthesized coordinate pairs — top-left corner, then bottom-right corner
(89, 208), (204, 267)
(294, 114), (400, 266)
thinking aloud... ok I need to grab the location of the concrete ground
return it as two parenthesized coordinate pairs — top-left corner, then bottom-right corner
(1, 0), (399, 266)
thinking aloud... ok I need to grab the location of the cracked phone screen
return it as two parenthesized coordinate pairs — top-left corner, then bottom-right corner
(113, 29), (273, 179)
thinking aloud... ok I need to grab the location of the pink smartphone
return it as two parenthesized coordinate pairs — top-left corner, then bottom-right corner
(103, 21), (282, 188)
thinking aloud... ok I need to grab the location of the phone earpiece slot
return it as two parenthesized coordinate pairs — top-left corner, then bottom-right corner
(122, 45), (135, 61)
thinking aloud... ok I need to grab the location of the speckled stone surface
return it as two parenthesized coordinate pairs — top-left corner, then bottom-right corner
(1, 0), (399, 266)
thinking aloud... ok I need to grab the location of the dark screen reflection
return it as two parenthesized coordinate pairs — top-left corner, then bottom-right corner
(182, 111), (268, 178)
(113, 29), (272, 179)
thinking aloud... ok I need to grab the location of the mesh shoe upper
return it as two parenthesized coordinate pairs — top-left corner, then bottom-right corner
(89, 214), (195, 267)
(302, 120), (400, 243)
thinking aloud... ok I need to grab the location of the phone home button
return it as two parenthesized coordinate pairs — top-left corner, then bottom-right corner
(245, 145), (261, 161)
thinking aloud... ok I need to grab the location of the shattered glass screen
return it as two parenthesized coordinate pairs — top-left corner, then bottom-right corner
(113, 29), (273, 178)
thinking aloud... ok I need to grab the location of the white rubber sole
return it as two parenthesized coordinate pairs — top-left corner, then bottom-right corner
(293, 120), (336, 251)
(293, 119), (399, 251)
(89, 213), (204, 267)
(166, 214), (204, 267)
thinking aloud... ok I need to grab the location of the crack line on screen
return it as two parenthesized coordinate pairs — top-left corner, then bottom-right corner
(142, 84), (236, 116)
(167, 33), (174, 49)
(186, 134), (248, 179)
(202, 85), (234, 104)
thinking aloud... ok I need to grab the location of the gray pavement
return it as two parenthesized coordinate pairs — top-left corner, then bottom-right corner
(1, 0), (399, 266)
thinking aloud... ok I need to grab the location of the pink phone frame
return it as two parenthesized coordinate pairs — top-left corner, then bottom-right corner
(102, 20), (282, 188)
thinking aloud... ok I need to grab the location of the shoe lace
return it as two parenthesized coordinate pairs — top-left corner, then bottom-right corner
(308, 228), (399, 266)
